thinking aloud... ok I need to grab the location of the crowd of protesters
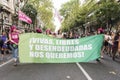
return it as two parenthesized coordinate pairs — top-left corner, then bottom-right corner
(0, 25), (120, 66)
(0, 25), (21, 66)
(41, 27), (120, 61)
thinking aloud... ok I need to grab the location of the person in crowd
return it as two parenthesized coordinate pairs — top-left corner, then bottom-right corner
(56, 29), (63, 38)
(9, 25), (21, 66)
(46, 28), (51, 35)
(46, 28), (53, 37)
(101, 31), (111, 58)
(118, 32), (120, 55)
(62, 33), (67, 39)
(0, 31), (8, 62)
(98, 27), (104, 34)
(107, 31), (114, 57)
(52, 33), (57, 38)
(36, 28), (42, 33)
(68, 31), (74, 39)
(81, 34), (85, 38)
(112, 32), (119, 60)
(73, 32), (79, 38)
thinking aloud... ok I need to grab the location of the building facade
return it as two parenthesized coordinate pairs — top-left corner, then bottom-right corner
(0, 0), (15, 32)
(0, 0), (26, 33)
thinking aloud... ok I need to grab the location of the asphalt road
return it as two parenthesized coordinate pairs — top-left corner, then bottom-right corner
(0, 54), (120, 80)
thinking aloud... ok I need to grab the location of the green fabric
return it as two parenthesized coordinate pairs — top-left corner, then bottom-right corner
(19, 33), (104, 63)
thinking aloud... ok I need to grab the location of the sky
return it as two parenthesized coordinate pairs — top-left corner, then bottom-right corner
(52, 0), (85, 10)
(52, 0), (70, 32)
(52, 0), (85, 32)
(52, 0), (69, 10)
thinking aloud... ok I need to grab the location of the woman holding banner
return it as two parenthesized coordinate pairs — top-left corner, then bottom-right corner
(112, 32), (119, 60)
(118, 32), (120, 54)
(9, 25), (21, 66)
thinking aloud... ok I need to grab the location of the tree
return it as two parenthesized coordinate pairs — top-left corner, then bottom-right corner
(60, 0), (120, 32)
(28, 0), (54, 31)
(60, 0), (80, 31)
(60, 0), (97, 31)
(22, 3), (37, 26)
(95, 0), (120, 31)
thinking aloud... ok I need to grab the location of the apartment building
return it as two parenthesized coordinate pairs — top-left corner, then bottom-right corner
(0, 0), (15, 32)
(0, 0), (27, 32)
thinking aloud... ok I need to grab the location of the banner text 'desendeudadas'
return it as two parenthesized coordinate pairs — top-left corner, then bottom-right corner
(19, 33), (104, 63)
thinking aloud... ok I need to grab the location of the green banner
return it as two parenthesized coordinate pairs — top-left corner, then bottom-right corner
(19, 33), (104, 63)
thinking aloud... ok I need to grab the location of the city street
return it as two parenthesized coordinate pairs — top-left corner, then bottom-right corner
(0, 54), (120, 80)
(0, 0), (120, 80)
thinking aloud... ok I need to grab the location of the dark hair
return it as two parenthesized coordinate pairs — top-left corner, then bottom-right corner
(10, 25), (16, 32)
(36, 28), (42, 33)
(46, 29), (51, 35)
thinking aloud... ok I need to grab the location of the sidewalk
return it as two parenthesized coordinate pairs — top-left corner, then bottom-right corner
(0, 52), (12, 65)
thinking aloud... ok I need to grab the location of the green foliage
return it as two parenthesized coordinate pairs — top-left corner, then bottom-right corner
(60, 0), (80, 31)
(28, 0), (54, 30)
(22, 4), (37, 25)
(95, 1), (120, 28)
(60, 0), (120, 31)
(60, 0), (97, 31)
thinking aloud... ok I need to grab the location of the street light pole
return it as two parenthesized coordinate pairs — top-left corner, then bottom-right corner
(1, 11), (4, 33)
(0, 6), (4, 33)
